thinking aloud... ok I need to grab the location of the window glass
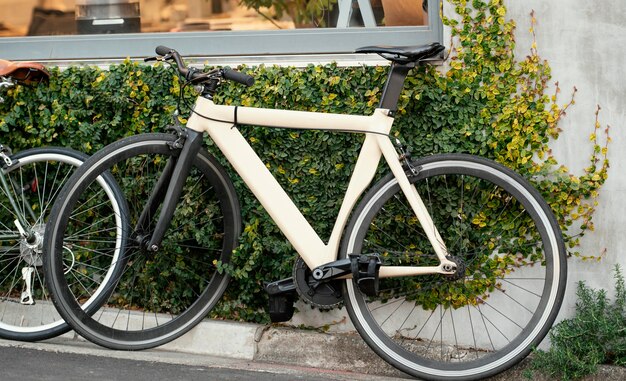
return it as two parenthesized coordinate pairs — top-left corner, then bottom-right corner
(1, 1), (439, 61)
(0, 0), (430, 37)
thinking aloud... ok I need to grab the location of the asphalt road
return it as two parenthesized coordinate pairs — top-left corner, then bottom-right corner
(0, 344), (405, 381)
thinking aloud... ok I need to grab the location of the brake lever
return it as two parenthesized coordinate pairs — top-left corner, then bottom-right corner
(144, 55), (173, 63)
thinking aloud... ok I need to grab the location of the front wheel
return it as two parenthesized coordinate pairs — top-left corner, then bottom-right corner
(43, 133), (241, 350)
(341, 154), (566, 380)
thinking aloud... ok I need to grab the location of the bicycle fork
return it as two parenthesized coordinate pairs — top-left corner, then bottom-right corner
(136, 128), (204, 252)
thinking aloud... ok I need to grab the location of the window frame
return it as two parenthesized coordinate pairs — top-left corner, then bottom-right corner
(0, 1), (443, 62)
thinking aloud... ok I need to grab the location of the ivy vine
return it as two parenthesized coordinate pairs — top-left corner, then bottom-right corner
(0, 1), (609, 321)
(438, 1), (609, 258)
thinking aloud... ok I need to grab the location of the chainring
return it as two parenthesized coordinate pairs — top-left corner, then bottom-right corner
(293, 256), (343, 310)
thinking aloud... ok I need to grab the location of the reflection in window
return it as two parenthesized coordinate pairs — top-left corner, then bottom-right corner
(0, 0), (429, 37)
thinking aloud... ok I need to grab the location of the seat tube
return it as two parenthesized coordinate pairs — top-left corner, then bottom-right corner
(378, 62), (412, 112)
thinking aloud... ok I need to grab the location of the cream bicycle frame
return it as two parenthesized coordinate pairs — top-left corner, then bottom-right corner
(186, 96), (456, 277)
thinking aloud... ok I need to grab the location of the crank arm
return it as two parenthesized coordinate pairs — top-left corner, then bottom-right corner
(378, 263), (457, 278)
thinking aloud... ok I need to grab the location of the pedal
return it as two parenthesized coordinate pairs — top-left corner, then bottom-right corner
(265, 278), (296, 323)
(268, 294), (295, 323)
(350, 254), (382, 297)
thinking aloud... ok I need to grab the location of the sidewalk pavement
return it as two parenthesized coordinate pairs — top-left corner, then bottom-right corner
(0, 318), (408, 380)
(1, 317), (625, 381)
(162, 318), (406, 378)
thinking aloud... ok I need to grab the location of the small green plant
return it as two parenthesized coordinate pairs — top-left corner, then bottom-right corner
(530, 265), (626, 380)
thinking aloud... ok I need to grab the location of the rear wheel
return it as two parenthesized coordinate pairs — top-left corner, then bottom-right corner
(341, 154), (566, 380)
(44, 133), (241, 349)
(0, 147), (124, 341)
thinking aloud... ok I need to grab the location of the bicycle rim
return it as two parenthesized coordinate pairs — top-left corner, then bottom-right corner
(341, 154), (566, 380)
(0, 147), (123, 341)
(44, 134), (240, 350)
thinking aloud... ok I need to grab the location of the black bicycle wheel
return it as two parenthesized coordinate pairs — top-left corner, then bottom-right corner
(341, 154), (566, 380)
(43, 133), (241, 350)
(0, 147), (124, 341)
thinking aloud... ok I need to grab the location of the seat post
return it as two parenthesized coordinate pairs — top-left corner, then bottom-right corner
(378, 61), (413, 114)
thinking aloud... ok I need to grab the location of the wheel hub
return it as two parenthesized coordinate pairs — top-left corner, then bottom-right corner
(20, 224), (44, 266)
(443, 255), (466, 281)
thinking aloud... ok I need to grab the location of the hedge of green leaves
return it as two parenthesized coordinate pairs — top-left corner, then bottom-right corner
(0, 0), (609, 322)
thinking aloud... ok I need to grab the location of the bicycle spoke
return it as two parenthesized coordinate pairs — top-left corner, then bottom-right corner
(42, 135), (239, 349)
(342, 155), (565, 379)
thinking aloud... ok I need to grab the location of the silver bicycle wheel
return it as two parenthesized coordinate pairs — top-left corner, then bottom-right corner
(0, 147), (125, 341)
(341, 153), (567, 380)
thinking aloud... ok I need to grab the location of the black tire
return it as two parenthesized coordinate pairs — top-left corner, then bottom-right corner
(0, 147), (124, 341)
(341, 154), (567, 380)
(43, 133), (241, 350)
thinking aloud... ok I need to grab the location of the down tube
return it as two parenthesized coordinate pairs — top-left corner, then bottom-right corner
(198, 121), (383, 270)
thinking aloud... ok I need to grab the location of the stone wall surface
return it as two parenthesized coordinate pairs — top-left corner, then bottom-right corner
(292, 1), (626, 343)
(506, 0), (626, 314)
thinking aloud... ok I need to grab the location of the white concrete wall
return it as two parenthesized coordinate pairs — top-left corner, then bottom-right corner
(506, 0), (626, 318)
(291, 1), (626, 339)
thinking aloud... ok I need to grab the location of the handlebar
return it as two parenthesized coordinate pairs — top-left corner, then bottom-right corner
(155, 45), (173, 57)
(146, 46), (255, 87)
(223, 68), (255, 87)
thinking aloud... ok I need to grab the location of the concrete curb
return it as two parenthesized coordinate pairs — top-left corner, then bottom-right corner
(162, 319), (261, 360)
(6, 318), (626, 380)
(255, 325), (405, 378)
(161, 318), (405, 377)
(50, 318), (405, 377)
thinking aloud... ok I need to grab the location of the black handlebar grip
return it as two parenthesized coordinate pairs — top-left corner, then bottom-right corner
(223, 69), (255, 87)
(155, 45), (174, 56)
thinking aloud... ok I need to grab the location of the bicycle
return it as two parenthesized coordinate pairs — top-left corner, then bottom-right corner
(0, 60), (126, 341)
(42, 43), (567, 380)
